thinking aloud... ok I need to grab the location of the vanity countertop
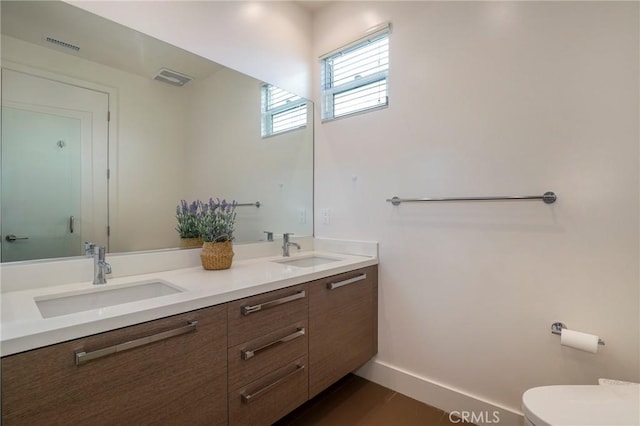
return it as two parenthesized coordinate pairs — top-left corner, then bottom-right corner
(1, 250), (377, 357)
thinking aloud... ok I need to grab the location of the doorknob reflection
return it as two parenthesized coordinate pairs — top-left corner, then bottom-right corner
(5, 234), (29, 242)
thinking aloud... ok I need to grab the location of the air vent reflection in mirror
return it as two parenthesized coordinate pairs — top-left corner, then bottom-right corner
(44, 36), (80, 52)
(153, 68), (193, 86)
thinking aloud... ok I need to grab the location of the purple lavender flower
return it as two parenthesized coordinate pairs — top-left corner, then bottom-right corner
(175, 199), (202, 239)
(198, 198), (238, 242)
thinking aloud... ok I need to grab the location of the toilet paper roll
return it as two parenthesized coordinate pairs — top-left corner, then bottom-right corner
(561, 329), (599, 353)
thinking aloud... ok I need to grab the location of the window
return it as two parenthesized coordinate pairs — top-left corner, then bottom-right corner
(321, 26), (390, 121)
(261, 84), (307, 137)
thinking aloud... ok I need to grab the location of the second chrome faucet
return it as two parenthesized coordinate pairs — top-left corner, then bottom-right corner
(282, 233), (300, 257)
(93, 245), (112, 284)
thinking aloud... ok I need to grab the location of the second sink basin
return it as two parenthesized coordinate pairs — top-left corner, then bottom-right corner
(35, 280), (183, 318)
(273, 255), (341, 268)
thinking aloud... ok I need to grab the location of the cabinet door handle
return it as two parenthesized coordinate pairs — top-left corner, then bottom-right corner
(74, 321), (198, 365)
(241, 290), (305, 316)
(327, 273), (367, 290)
(241, 363), (305, 403)
(241, 327), (305, 360)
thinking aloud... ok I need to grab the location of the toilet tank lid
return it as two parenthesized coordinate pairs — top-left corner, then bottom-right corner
(522, 385), (639, 426)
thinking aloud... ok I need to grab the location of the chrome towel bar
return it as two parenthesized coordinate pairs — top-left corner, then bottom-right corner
(386, 191), (557, 206)
(236, 201), (261, 208)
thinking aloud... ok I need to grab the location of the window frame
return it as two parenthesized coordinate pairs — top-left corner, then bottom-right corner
(261, 83), (308, 138)
(321, 26), (390, 122)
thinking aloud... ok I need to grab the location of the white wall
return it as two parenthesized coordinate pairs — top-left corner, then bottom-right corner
(67, 0), (313, 98)
(313, 1), (639, 418)
(1, 36), (188, 252)
(184, 67), (313, 241)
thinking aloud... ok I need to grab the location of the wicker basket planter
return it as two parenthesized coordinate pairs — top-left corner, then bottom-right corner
(200, 241), (234, 270)
(179, 237), (203, 248)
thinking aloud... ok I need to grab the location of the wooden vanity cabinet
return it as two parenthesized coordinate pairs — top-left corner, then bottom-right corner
(1, 264), (378, 425)
(308, 265), (378, 398)
(1, 305), (227, 426)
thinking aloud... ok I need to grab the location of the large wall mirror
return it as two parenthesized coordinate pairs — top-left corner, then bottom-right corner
(1, 0), (313, 263)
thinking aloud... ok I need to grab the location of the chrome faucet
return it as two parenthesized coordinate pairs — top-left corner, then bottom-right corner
(93, 246), (112, 285)
(84, 241), (95, 257)
(282, 233), (300, 257)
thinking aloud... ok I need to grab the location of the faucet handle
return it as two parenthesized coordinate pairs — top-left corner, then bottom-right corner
(84, 241), (95, 257)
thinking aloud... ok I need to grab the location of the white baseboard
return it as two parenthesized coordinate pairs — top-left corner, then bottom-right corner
(356, 359), (524, 426)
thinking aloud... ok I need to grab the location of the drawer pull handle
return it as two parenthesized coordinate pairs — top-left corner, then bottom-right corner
(74, 321), (198, 365)
(241, 290), (305, 316)
(241, 327), (305, 360)
(327, 273), (367, 290)
(241, 364), (305, 403)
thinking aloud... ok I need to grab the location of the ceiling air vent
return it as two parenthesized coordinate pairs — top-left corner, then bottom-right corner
(153, 68), (193, 87)
(44, 36), (80, 52)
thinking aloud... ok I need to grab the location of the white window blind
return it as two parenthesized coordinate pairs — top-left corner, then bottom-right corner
(321, 26), (390, 121)
(261, 84), (307, 137)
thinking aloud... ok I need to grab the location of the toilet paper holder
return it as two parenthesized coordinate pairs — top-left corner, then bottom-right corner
(551, 322), (605, 345)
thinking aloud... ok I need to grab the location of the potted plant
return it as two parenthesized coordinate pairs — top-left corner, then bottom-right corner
(198, 198), (237, 270)
(175, 200), (203, 248)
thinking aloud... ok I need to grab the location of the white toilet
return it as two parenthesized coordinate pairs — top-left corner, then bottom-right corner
(522, 383), (639, 426)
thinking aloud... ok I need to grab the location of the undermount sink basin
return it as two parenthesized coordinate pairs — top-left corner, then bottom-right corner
(273, 256), (341, 268)
(35, 280), (183, 318)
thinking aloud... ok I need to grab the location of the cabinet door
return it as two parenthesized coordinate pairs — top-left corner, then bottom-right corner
(308, 265), (378, 398)
(1, 305), (227, 425)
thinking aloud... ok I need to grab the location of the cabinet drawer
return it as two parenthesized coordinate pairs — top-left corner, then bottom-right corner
(228, 284), (307, 347)
(309, 265), (378, 398)
(228, 320), (308, 390)
(2, 305), (227, 426)
(229, 356), (308, 426)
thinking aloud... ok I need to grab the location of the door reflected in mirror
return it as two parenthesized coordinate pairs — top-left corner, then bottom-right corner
(0, 0), (313, 263)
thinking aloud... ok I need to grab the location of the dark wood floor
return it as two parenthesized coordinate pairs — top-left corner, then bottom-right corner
(275, 374), (469, 426)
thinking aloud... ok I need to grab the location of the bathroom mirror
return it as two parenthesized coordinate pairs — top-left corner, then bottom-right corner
(0, 0), (313, 263)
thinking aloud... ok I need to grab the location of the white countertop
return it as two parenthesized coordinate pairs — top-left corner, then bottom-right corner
(1, 250), (377, 357)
